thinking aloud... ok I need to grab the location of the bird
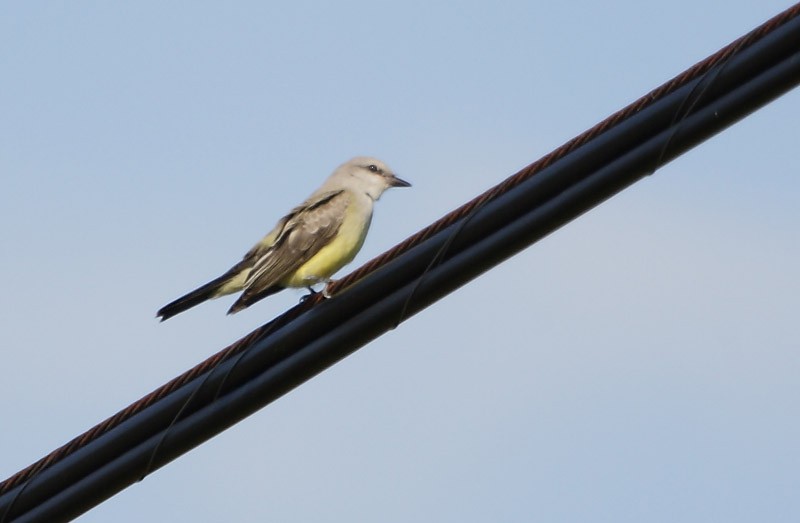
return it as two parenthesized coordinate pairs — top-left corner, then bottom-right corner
(157, 156), (411, 321)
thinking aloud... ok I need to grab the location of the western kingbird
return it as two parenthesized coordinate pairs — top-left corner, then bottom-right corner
(157, 157), (410, 321)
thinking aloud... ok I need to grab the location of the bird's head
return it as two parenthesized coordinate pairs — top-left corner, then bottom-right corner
(334, 156), (411, 201)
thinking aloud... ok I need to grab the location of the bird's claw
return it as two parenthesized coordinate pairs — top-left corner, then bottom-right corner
(300, 287), (317, 303)
(299, 281), (334, 303)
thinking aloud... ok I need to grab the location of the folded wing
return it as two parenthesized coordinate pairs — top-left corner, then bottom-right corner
(228, 190), (348, 313)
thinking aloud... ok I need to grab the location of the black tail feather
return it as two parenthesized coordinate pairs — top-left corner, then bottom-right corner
(157, 273), (234, 321)
(227, 285), (283, 315)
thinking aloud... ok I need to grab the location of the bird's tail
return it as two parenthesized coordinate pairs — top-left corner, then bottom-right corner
(226, 284), (283, 315)
(157, 270), (243, 321)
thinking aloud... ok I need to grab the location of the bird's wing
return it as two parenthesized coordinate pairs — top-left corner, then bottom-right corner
(241, 190), (348, 296)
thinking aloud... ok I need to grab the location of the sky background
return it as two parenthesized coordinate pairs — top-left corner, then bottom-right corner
(1, 1), (798, 522)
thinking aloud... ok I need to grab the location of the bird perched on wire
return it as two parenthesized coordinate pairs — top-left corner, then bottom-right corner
(157, 156), (411, 321)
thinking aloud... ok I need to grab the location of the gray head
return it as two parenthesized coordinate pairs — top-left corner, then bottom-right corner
(326, 156), (411, 200)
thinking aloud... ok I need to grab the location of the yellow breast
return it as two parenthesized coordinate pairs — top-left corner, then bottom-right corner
(281, 197), (372, 287)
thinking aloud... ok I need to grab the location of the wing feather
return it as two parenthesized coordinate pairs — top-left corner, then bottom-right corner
(239, 190), (348, 301)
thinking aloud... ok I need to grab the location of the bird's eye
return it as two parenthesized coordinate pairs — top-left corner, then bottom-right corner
(367, 164), (379, 173)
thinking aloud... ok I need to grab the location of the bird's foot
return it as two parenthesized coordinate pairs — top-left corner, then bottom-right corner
(300, 287), (318, 303)
(299, 280), (334, 303)
(321, 279), (335, 299)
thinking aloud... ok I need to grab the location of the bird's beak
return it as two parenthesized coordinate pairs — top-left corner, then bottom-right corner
(389, 175), (412, 188)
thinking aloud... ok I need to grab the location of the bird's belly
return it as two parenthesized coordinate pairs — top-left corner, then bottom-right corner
(282, 204), (371, 287)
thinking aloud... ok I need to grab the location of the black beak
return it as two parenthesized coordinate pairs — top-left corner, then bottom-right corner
(389, 175), (411, 188)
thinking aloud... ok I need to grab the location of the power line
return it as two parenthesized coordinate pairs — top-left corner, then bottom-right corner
(2, 3), (799, 522)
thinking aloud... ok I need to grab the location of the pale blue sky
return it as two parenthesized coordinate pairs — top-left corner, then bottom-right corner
(1, 2), (798, 522)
